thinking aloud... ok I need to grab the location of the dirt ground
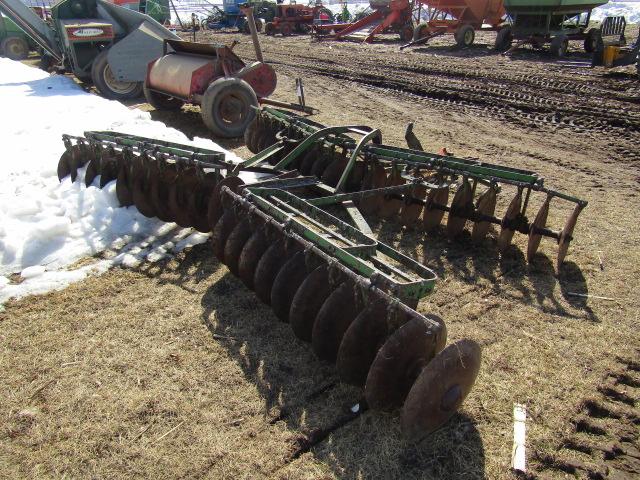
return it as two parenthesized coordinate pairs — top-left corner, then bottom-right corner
(2, 29), (639, 479)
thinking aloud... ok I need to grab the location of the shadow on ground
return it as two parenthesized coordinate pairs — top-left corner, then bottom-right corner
(198, 267), (486, 478)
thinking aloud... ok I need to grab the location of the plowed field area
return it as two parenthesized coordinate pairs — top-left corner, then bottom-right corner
(2, 30), (639, 479)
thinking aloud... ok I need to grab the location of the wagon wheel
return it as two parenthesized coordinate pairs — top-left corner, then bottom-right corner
(280, 22), (293, 36)
(265, 22), (276, 35)
(1, 36), (29, 60)
(583, 28), (601, 53)
(550, 34), (569, 58)
(200, 78), (258, 138)
(494, 25), (513, 51)
(454, 24), (475, 47)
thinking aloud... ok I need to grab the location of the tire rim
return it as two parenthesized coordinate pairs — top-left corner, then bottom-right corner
(218, 93), (246, 127)
(7, 41), (27, 58)
(103, 64), (139, 95)
(464, 29), (473, 45)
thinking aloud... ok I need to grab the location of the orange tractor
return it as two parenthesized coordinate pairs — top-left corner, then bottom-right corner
(264, 2), (333, 36)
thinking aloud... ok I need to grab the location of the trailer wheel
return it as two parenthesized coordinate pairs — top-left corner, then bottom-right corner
(91, 50), (143, 100)
(265, 22), (276, 35)
(494, 26), (513, 51)
(454, 25), (475, 47)
(143, 83), (184, 111)
(400, 23), (414, 43)
(201, 78), (258, 138)
(584, 28), (601, 53)
(550, 34), (569, 58)
(1, 36), (29, 61)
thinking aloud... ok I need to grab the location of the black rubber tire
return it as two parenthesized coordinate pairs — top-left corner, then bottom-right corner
(143, 82), (184, 110)
(255, 20), (263, 32)
(550, 34), (569, 58)
(454, 24), (475, 47)
(200, 77), (258, 138)
(91, 49), (143, 100)
(494, 26), (513, 51)
(584, 28), (601, 53)
(265, 22), (275, 35)
(1, 36), (29, 60)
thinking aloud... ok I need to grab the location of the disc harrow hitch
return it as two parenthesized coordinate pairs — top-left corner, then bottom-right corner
(242, 107), (588, 270)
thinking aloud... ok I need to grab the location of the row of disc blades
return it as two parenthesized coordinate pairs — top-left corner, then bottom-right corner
(210, 184), (482, 441)
(245, 113), (585, 270)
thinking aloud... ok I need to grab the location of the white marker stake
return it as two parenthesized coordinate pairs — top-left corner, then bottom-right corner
(512, 404), (527, 473)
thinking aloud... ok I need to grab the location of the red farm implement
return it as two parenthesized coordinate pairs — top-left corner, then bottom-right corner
(313, 0), (505, 46)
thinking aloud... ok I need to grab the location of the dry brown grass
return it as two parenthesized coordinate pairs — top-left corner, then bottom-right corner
(4, 36), (639, 479)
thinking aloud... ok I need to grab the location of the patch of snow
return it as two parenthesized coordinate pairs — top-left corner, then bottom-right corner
(592, 1), (640, 24)
(0, 59), (235, 305)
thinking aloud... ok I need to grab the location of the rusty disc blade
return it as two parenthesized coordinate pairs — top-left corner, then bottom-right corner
(320, 155), (348, 187)
(131, 157), (157, 218)
(99, 150), (120, 188)
(497, 190), (523, 252)
(364, 316), (445, 411)
(358, 161), (387, 216)
(471, 186), (497, 243)
(57, 150), (72, 182)
(399, 184), (427, 228)
(526, 197), (550, 263)
(298, 147), (319, 175)
(223, 218), (254, 276)
(446, 179), (473, 238)
(84, 156), (101, 187)
(253, 239), (288, 305)
(115, 155), (134, 207)
(270, 251), (309, 322)
(169, 168), (199, 228)
(244, 118), (260, 153)
(379, 166), (406, 219)
(69, 145), (85, 182)
(423, 186), (449, 231)
(311, 281), (361, 364)
(238, 228), (269, 289)
(149, 165), (176, 222)
(310, 153), (332, 179)
(401, 339), (481, 442)
(289, 264), (334, 342)
(211, 209), (239, 263)
(189, 172), (218, 233)
(557, 203), (584, 270)
(207, 176), (244, 230)
(336, 298), (389, 387)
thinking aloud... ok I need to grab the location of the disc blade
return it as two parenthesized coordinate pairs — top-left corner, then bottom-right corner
(379, 165), (406, 219)
(526, 197), (550, 262)
(320, 154), (348, 187)
(446, 179), (473, 238)
(557, 203), (584, 270)
(365, 315), (445, 411)
(99, 150), (119, 188)
(131, 156), (157, 218)
(115, 155), (134, 207)
(84, 156), (100, 187)
(168, 168), (197, 228)
(399, 184), (427, 228)
(423, 186), (449, 231)
(358, 161), (387, 216)
(270, 251), (309, 322)
(289, 264), (334, 342)
(310, 153), (331, 179)
(149, 166), (176, 222)
(238, 228), (269, 289)
(471, 186), (498, 242)
(253, 239), (288, 305)
(299, 147), (319, 175)
(189, 172), (218, 233)
(497, 190), (522, 252)
(57, 150), (72, 182)
(223, 218), (253, 276)
(211, 209), (239, 263)
(336, 298), (389, 387)
(401, 339), (481, 442)
(207, 176), (244, 229)
(311, 281), (361, 363)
